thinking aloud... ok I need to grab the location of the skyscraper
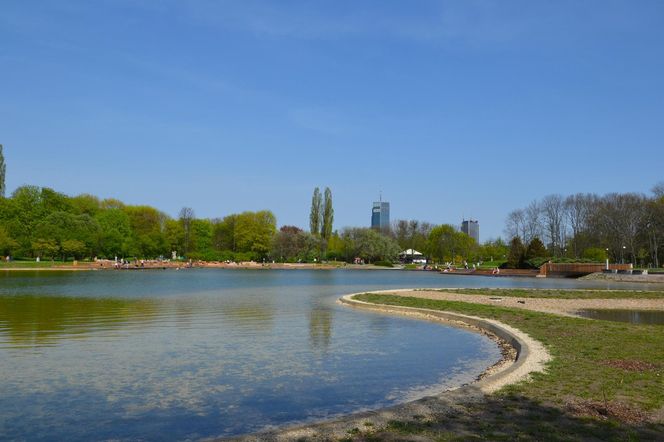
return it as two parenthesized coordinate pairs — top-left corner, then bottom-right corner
(371, 201), (390, 231)
(461, 219), (480, 243)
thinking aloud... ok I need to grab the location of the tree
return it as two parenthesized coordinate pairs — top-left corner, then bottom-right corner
(480, 238), (509, 262)
(322, 188), (334, 241)
(96, 209), (133, 258)
(564, 193), (598, 258)
(309, 187), (322, 236)
(179, 207), (195, 256)
(653, 182), (664, 199)
(506, 237), (526, 269)
(0, 226), (18, 256)
(427, 224), (459, 263)
(525, 237), (547, 260)
(272, 226), (321, 262)
(61, 239), (87, 260)
(339, 227), (400, 263)
(0, 144), (5, 198)
(541, 194), (565, 257)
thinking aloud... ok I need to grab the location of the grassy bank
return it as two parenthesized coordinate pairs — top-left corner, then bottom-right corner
(432, 288), (664, 300)
(0, 260), (76, 269)
(346, 292), (663, 441)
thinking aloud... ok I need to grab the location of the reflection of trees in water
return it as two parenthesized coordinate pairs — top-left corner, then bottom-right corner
(219, 300), (275, 331)
(0, 295), (159, 347)
(309, 307), (333, 352)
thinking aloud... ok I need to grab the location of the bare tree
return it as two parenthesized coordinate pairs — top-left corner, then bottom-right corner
(596, 193), (646, 264)
(541, 195), (565, 256)
(652, 182), (664, 199)
(564, 193), (598, 258)
(505, 209), (525, 241)
(645, 199), (664, 268)
(524, 200), (543, 244)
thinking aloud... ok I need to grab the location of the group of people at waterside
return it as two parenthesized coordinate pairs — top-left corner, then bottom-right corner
(439, 260), (500, 275)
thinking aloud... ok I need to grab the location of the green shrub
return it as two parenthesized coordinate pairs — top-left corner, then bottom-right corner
(373, 260), (394, 267)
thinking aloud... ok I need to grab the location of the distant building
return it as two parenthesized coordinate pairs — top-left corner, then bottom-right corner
(461, 219), (480, 243)
(371, 201), (390, 231)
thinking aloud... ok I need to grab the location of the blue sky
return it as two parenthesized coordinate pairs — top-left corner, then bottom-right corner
(1, 0), (663, 240)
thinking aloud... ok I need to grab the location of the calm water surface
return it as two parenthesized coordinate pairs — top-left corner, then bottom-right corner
(0, 269), (656, 441)
(577, 309), (664, 325)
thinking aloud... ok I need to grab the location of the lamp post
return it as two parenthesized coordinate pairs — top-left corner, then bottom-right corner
(621, 246), (626, 264)
(605, 248), (609, 270)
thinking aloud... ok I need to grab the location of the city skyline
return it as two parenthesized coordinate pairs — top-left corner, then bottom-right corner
(2, 1), (663, 240)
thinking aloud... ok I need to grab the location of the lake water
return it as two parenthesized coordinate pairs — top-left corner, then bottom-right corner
(0, 269), (657, 441)
(577, 309), (664, 325)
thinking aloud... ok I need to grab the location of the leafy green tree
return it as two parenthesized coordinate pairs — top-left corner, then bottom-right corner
(582, 247), (607, 262)
(179, 207), (195, 256)
(191, 219), (213, 255)
(525, 237), (547, 260)
(309, 187), (322, 236)
(506, 237), (526, 269)
(0, 226), (18, 256)
(213, 214), (238, 252)
(340, 228), (400, 263)
(34, 211), (100, 260)
(427, 224), (458, 263)
(31, 239), (58, 259)
(235, 210), (277, 259)
(96, 209), (133, 258)
(272, 226), (321, 262)
(0, 144), (5, 198)
(70, 194), (101, 216)
(123, 206), (168, 258)
(322, 188), (334, 241)
(480, 238), (509, 262)
(61, 239), (87, 260)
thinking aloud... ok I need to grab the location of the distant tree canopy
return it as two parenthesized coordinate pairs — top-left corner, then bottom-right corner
(504, 186), (664, 267)
(0, 185), (279, 262)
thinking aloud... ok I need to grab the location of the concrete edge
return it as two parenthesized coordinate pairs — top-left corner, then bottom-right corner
(339, 290), (551, 394)
(220, 289), (552, 442)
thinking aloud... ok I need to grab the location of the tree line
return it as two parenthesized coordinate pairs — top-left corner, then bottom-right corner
(504, 184), (664, 268)
(0, 183), (503, 265)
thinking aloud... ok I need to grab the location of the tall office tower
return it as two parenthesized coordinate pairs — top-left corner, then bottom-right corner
(371, 201), (390, 231)
(461, 219), (480, 243)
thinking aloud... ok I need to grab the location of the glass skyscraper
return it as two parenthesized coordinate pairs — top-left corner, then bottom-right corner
(461, 219), (480, 243)
(371, 201), (390, 230)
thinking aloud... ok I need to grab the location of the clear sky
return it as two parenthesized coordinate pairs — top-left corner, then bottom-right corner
(1, 1), (663, 240)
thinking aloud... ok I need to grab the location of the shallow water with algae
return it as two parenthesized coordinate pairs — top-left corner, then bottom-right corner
(0, 269), (649, 440)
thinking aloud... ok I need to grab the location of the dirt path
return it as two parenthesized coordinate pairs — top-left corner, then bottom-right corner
(382, 289), (664, 317)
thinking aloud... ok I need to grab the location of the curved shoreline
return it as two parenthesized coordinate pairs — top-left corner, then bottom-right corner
(222, 290), (551, 441)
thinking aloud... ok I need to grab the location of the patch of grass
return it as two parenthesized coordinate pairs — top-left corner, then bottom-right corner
(477, 260), (507, 269)
(356, 292), (664, 410)
(0, 260), (75, 268)
(433, 288), (664, 299)
(343, 292), (664, 440)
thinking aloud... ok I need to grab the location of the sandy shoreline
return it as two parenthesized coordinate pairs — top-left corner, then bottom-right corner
(404, 289), (664, 317)
(222, 290), (552, 441)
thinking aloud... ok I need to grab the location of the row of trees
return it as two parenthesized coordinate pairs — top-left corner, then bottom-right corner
(504, 184), (664, 267)
(0, 185), (280, 261)
(0, 183), (501, 265)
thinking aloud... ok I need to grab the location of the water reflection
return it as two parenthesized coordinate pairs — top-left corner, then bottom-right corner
(219, 298), (275, 330)
(7, 268), (631, 441)
(577, 309), (664, 325)
(0, 295), (159, 348)
(309, 307), (333, 352)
